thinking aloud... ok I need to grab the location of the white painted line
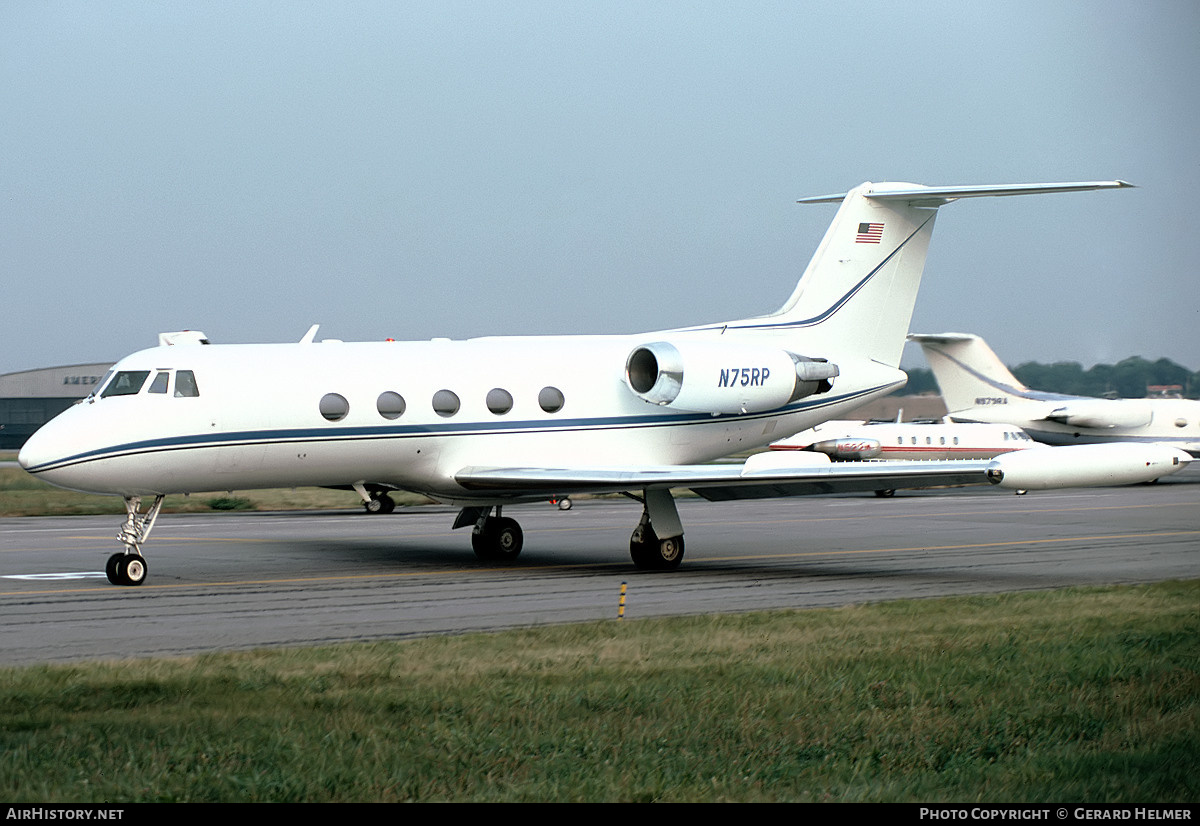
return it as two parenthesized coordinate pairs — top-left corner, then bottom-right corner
(3, 572), (108, 580)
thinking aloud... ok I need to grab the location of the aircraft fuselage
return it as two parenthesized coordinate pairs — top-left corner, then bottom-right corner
(20, 333), (903, 503)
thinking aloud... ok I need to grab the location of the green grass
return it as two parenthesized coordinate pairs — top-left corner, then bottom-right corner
(2, 582), (1196, 802)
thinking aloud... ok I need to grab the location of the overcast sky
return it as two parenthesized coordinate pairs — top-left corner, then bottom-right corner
(3, 2), (1197, 376)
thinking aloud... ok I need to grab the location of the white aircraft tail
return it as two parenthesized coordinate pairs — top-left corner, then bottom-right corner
(908, 332), (1030, 412)
(720, 181), (1132, 369)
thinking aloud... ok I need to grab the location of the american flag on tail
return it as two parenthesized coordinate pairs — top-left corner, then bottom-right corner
(856, 222), (883, 243)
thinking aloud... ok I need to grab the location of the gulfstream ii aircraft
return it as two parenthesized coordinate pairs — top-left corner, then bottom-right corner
(21, 179), (1187, 587)
(910, 332), (1200, 456)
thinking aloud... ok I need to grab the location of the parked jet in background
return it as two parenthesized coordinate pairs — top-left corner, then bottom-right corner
(22, 180), (1184, 587)
(909, 333), (1200, 456)
(770, 418), (1037, 461)
(769, 416), (1069, 498)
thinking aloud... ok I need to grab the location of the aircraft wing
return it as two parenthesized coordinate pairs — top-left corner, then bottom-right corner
(456, 442), (1189, 501)
(455, 453), (994, 501)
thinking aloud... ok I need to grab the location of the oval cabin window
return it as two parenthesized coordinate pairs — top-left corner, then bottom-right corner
(377, 391), (406, 420)
(432, 389), (460, 418)
(538, 386), (565, 414)
(320, 393), (349, 422)
(486, 388), (513, 415)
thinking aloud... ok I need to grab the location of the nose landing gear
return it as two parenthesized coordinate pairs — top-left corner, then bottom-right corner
(106, 495), (164, 586)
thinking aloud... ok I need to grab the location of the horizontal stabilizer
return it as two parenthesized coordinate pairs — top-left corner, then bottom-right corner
(906, 332), (979, 345)
(798, 180), (1134, 207)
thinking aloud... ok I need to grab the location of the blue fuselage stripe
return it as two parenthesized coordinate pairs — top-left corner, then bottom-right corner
(25, 384), (896, 474)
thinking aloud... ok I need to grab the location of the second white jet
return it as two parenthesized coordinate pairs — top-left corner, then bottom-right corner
(909, 333), (1200, 457)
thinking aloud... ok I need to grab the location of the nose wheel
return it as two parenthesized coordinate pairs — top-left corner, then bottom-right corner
(106, 553), (148, 586)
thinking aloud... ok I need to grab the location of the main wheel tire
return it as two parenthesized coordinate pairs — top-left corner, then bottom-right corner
(630, 527), (684, 570)
(630, 523), (657, 568)
(629, 540), (656, 569)
(472, 517), (523, 562)
(118, 554), (147, 586)
(364, 493), (397, 514)
(492, 517), (522, 560)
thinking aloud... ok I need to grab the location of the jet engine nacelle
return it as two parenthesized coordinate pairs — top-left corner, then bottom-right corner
(625, 340), (838, 415)
(985, 443), (1189, 490)
(1046, 401), (1153, 429)
(809, 438), (883, 460)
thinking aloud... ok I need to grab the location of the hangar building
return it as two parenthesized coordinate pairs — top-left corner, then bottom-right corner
(0, 363), (114, 450)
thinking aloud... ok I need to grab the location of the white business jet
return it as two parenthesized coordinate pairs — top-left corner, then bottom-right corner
(768, 417), (1040, 498)
(769, 419), (1037, 461)
(909, 333), (1200, 456)
(21, 180), (1188, 587)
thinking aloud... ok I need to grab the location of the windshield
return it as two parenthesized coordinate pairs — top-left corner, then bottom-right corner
(99, 370), (151, 398)
(84, 370), (114, 401)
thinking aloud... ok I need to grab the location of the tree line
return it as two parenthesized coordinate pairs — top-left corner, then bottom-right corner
(900, 356), (1199, 399)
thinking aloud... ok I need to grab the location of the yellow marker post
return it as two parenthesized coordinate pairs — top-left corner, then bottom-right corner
(617, 581), (627, 620)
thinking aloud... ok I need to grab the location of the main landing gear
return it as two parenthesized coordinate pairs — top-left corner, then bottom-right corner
(452, 488), (686, 570)
(453, 505), (525, 561)
(363, 492), (396, 513)
(353, 483), (396, 514)
(106, 495), (164, 586)
(626, 488), (685, 570)
(472, 513), (524, 562)
(629, 513), (685, 570)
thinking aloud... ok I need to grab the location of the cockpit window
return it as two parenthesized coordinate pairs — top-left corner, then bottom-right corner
(175, 370), (199, 397)
(86, 371), (114, 401)
(148, 372), (170, 394)
(100, 371), (151, 398)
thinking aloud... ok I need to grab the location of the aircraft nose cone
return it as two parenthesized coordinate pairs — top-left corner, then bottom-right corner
(17, 435), (40, 471)
(16, 420), (94, 492)
(17, 425), (58, 474)
(17, 415), (77, 478)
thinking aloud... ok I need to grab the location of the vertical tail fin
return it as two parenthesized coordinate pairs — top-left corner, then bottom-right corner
(768, 182), (939, 366)
(907, 332), (1029, 412)
(723, 181), (1132, 369)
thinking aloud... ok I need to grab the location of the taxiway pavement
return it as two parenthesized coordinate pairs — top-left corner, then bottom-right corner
(2, 467), (1198, 665)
